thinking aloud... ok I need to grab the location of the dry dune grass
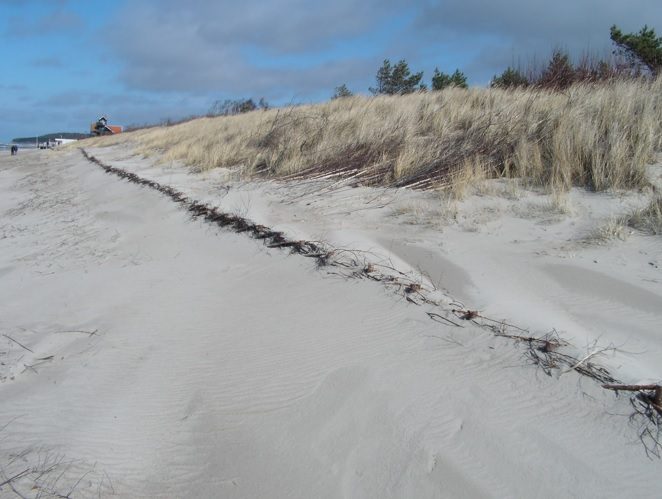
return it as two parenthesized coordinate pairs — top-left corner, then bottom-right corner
(579, 196), (662, 244)
(88, 77), (662, 193)
(627, 197), (662, 235)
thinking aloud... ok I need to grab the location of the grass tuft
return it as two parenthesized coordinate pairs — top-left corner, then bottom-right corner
(627, 197), (662, 235)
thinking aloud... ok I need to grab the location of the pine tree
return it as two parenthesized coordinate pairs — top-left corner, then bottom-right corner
(610, 25), (662, 76)
(538, 50), (575, 89)
(432, 68), (468, 90)
(450, 69), (468, 88)
(332, 84), (353, 99)
(370, 59), (424, 95)
(491, 67), (529, 88)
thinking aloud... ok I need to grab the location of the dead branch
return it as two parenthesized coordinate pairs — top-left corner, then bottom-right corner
(0, 468), (29, 488)
(629, 394), (662, 459)
(458, 310), (479, 320)
(427, 312), (463, 328)
(54, 329), (98, 336)
(2, 335), (33, 353)
(560, 344), (616, 376)
(604, 384), (662, 412)
(603, 384), (661, 392)
(452, 309), (530, 333)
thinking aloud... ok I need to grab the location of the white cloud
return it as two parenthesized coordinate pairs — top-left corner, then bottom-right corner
(109, 0), (406, 96)
(416, 0), (662, 75)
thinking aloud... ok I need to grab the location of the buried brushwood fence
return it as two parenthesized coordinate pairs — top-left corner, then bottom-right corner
(603, 384), (662, 458)
(80, 148), (662, 458)
(449, 308), (662, 459)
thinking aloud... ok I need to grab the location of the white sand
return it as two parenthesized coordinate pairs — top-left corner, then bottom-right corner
(0, 148), (660, 497)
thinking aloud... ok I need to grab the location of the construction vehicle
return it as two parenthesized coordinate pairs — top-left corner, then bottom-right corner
(90, 116), (123, 136)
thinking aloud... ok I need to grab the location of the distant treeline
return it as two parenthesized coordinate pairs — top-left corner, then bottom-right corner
(13, 132), (91, 144)
(116, 24), (662, 130)
(331, 24), (662, 97)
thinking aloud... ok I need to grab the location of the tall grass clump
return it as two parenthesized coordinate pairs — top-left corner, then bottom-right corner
(88, 77), (662, 193)
(627, 197), (662, 234)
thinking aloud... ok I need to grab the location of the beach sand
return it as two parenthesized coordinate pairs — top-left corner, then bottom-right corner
(0, 148), (660, 497)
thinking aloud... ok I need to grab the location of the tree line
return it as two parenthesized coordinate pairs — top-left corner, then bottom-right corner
(333, 60), (467, 99)
(205, 24), (660, 118)
(333, 24), (661, 97)
(491, 25), (661, 90)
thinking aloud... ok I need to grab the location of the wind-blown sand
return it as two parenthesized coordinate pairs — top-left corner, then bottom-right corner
(0, 148), (660, 497)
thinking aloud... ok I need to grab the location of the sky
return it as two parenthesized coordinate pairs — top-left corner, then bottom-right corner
(0, 0), (660, 141)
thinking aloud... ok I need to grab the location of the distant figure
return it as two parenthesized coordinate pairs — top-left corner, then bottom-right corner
(10, 145), (18, 156)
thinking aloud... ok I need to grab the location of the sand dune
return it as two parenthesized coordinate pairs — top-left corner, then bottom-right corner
(0, 149), (660, 497)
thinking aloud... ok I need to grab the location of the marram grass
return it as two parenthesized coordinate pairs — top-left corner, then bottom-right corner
(88, 77), (662, 193)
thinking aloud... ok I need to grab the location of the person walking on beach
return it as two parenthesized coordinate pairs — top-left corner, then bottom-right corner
(10, 145), (18, 156)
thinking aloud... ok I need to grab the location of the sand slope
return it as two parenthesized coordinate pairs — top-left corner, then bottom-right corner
(0, 149), (660, 497)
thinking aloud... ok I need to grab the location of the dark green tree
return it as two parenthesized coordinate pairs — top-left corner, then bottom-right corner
(431, 68), (468, 90)
(431, 69), (452, 89)
(450, 69), (468, 88)
(258, 97), (270, 110)
(369, 59), (424, 95)
(610, 25), (662, 76)
(208, 98), (261, 116)
(371, 59), (393, 94)
(491, 67), (529, 88)
(332, 84), (353, 99)
(538, 50), (575, 89)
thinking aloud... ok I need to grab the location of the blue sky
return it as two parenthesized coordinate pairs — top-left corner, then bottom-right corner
(1, 0), (660, 141)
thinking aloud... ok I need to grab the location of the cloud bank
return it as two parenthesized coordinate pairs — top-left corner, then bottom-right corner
(109, 0), (661, 95)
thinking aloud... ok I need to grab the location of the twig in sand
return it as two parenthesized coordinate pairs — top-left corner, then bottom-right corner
(404, 283), (422, 294)
(459, 310), (479, 320)
(2, 335), (33, 353)
(0, 446), (112, 498)
(603, 384), (662, 414)
(421, 334), (465, 347)
(603, 385), (662, 459)
(54, 329), (98, 336)
(630, 397), (662, 459)
(22, 356), (55, 375)
(427, 312), (463, 328)
(452, 309), (530, 333)
(602, 383), (662, 393)
(65, 469), (92, 498)
(0, 416), (24, 433)
(21, 364), (38, 375)
(0, 468), (29, 488)
(447, 310), (618, 385)
(560, 343), (616, 376)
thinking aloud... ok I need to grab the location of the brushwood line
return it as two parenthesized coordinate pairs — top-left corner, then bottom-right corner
(79, 148), (662, 444)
